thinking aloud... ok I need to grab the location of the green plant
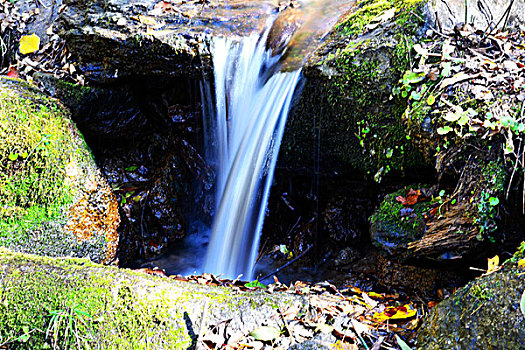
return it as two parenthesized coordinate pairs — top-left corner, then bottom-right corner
(46, 304), (94, 350)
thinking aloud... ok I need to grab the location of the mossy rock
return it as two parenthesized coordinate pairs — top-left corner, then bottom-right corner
(0, 77), (119, 263)
(417, 243), (525, 349)
(370, 148), (507, 262)
(281, 0), (430, 179)
(0, 248), (307, 349)
(370, 186), (432, 260)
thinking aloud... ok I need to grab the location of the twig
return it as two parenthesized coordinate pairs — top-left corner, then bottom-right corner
(278, 307), (295, 346)
(506, 138), (521, 199)
(409, 11), (448, 38)
(259, 245), (313, 282)
(140, 191), (149, 259)
(483, 0), (515, 39)
(196, 300), (209, 350)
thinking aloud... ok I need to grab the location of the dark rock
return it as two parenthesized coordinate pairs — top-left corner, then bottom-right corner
(333, 247), (361, 267)
(417, 247), (525, 349)
(323, 197), (363, 244)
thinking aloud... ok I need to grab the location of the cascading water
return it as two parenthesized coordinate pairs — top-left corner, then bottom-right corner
(203, 24), (302, 280)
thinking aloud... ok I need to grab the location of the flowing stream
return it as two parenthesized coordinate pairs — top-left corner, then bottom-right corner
(202, 24), (302, 280)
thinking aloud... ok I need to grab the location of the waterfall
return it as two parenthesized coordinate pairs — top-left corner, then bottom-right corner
(203, 24), (302, 280)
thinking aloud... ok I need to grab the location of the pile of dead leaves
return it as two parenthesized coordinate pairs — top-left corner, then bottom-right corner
(399, 24), (525, 162)
(0, 1), (82, 85)
(137, 268), (429, 349)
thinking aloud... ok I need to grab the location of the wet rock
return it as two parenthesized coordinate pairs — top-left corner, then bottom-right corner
(370, 186), (432, 261)
(333, 247), (361, 267)
(375, 254), (465, 296)
(323, 197), (364, 244)
(52, 0), (288, 83)
(34, 72), (148, 140)
(95, 130), (214, 265)
(417, 247), (525, 349)
(0, 77), (119, 263)
(282, 0), (431, 178)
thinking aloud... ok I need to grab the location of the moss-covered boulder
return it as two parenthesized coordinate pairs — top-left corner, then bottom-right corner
(371, 153), (506, 262)
(282, 0), (430, 178)
(417, 243), (525, 349)
(0, 77), (119, 263)
(0, 248), (307, 349)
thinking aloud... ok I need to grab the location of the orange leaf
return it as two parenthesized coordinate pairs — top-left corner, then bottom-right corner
(395, 196), (407, 205)
(407, 195), (418, 206)
(7, 66), (18, 78)
(19, 34), (40, 54)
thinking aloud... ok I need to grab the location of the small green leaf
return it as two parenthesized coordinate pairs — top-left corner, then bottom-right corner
(245, 280), (267, 289)
(402, 71), (426, 85)
(520, 290), (525, 317)
(18, 333), (30, 343)
(385, 148), (393, 158)
(427, 94), (436, 105)
(395, 334), (413, 350)
(489, 197), (499, 206)
(437, 126), (452, 135)
(125, 166), (138, 172)
(401, 90), (408, 98)
(8, 153), (18, 161)
(21, 152), (28, 159)
(410, 90), (422, 101)
(249, 326), (280, 341)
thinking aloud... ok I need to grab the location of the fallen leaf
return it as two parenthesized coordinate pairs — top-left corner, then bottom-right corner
(249, 326), (280, 341)
(19, 34), (40, 54)
(315, 323), (334, 334)
(518, 258), (525, 268)
(373, 304), (417, 322)
(437, 126), (452, 135)
(396, 195), (408, 205)
(7, 66), (18, 78)
(245, 280), (267, 289)
(438, 72), (480, 90)
(137, 15), (157, 26)
(486, 255), (499, 274)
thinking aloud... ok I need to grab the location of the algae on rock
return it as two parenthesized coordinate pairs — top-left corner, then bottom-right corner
(0, 77), (119, 263)
(417, 245), (525, 349)
(0, 248), (306, 350)
(282, 0), (430, 178)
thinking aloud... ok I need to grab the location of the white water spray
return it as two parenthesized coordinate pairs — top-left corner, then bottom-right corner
(203, 25), (301, 280)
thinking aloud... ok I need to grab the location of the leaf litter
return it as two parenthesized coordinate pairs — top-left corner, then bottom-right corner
(137, 269), (422, 349)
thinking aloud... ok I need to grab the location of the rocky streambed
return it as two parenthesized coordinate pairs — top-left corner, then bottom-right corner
(1, 0), (525, 348)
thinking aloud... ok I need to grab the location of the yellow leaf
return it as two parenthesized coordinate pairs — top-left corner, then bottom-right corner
(19, 34), (40, 55)
(373, 304), (417, 322)
(518, 258), (525, 269)
(368, 292), (384, 299)
(138, 15), (157, 26)
(487, 255), (499, 273)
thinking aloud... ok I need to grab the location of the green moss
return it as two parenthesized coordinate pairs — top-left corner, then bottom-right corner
(370, 186), (431, 243)
(0, 249), (191, 349)
(0, 249), (300, 349)
(0, 78), (95, 252)
(336, 0), (425, 39)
